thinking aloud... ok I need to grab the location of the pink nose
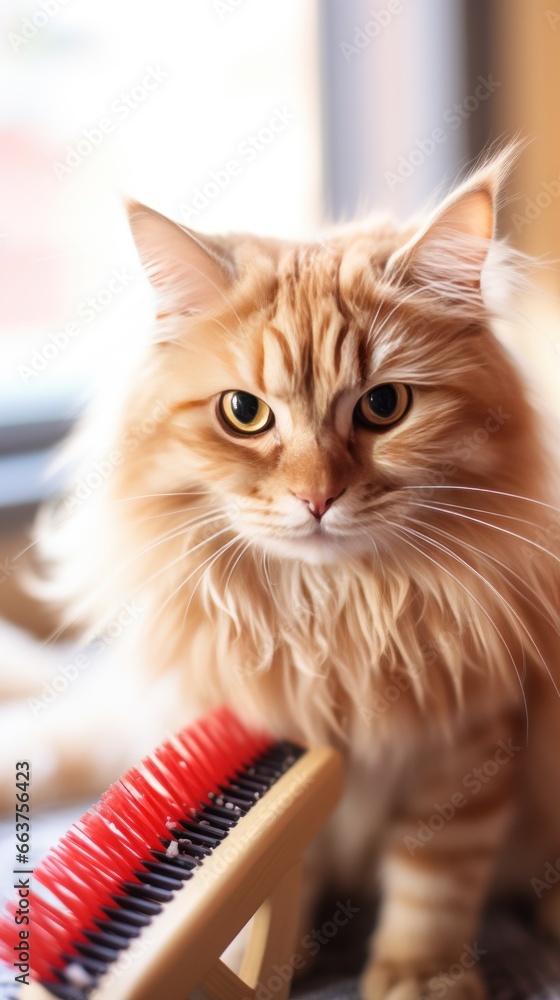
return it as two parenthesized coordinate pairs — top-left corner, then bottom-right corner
(295, 488), (346, 520)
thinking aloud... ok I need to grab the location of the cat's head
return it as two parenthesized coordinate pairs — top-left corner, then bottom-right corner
(120, 151), (533, 570)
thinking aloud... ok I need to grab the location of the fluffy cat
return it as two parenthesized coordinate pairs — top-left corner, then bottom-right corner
(6, 149), (560, 999)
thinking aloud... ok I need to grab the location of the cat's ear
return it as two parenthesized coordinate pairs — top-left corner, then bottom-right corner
(126, 201), (235, 315)
(385, 150), (513, 299)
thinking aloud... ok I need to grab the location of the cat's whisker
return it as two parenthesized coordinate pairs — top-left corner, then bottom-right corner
(399, 515), (558, 697)
(396, 519), (537, 718)
(93, 489), (209, 505)
(182, 534), (250, 627)
(400, 484), (560, 517)
(410, 502), (560, 567)
(261, 550), (278, 594)
(104, 520), (235, 611)
(42, 513), (232, 647)
(367, 284), (425, 346)
(358, 526), (379, 560)
(365, 279), (399, 345)
(239, 519), (293, 532)
(259, 542), (294, 621)
(154, 251), (249, 337)
(131, 530), (238, 632)
(112, 503), (227, 534)
(9, 491), (212, 566)
(152, 533), (242, 627)
(379, 515), (530, 738)
(221, 538), (255, 605)
(409, 497), (557, 534)
(405, 514), (560, 635)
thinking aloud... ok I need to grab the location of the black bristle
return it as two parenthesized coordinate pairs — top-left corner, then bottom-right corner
(217, 783), (256, 801)
(233, 773), (269, 792)
(178, 820), (227, 842)
(100, 905), (151, 929)
(121, 881), (173, 904)
(85, 929), (133, 951)
(173, 825), (222, 848)
(176, 839), (211, 859)
(247, 763), (282, 778)
(144, 859), (195, 881)
(193, 815), (235, 832)
(75, 941), (121, 964)
(41, 983), (88, 1000)
(134, 870), (185, 892)
(111, 893), (163, 916)
(61, 952), (107, 977)
(151, 849), (198, 869)
(94, 918), (141, 940)
(194, 806), (237, 826)
(214, 791), (254, 810)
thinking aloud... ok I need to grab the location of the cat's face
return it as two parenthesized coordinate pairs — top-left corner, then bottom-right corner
(125, 161), (526, 569)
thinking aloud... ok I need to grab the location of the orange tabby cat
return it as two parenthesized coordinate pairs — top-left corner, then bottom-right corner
(9, 150), (560, 998)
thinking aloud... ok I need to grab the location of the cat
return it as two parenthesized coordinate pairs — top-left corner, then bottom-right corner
(4, 147), (560, 1000)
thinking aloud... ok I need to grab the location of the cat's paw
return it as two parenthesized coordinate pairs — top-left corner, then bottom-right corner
(360, 959), (485, 1000)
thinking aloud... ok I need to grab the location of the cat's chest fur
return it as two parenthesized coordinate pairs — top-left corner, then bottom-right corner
(174, 551), (520, 761)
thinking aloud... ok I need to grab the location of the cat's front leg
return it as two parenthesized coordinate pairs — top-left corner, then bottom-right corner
(361, 720), (519, 1000)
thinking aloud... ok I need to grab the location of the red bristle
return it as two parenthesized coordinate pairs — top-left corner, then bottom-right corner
(98, 777), (160, 839)
(36, 851), (118, 934)
(176, 723), (232, 791)
(33, 896), (69, 968)
(33, 898), (80, 977)
(123, 768), (176, 828)
(68, 822), (137, 875)
(101, 779), (169, 843)
(152, 741), (200, 802)
(141, 755), (183, 814)
(0, 707), (272, 986)
(152, 745), (197, 806)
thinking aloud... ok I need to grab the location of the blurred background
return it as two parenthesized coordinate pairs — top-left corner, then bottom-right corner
(1, 0), (560, 637)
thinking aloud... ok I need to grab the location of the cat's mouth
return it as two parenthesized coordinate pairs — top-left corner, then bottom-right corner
(257, 522), (366, 565)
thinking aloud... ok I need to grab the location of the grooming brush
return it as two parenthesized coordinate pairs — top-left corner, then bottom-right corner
(0, 707), (343, 1000)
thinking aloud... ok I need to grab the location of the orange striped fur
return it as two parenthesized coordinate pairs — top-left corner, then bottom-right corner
(35, 150), (560, 999)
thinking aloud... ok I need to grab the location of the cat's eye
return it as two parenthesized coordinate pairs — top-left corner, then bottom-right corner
(219, 391), (274, 435)
(356, 383), (411, 428)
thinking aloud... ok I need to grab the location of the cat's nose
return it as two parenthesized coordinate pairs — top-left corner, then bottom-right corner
(295, 487), (346, 520)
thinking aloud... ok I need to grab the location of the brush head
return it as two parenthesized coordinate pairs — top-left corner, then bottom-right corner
(0, 707), (303, 998)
